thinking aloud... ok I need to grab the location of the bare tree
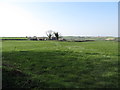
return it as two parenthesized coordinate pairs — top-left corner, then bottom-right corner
(46, 30), (53, 40)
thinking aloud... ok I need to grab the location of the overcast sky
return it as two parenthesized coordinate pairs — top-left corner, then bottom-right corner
(0, 0), (118, 37)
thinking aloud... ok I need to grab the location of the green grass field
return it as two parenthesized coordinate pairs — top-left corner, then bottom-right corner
(2, 40), (119, 88)
(0, 37), (27, 40)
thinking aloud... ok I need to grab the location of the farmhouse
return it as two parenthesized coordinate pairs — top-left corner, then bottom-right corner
(37, 37), (47, 40)
(58, 38), (66, 41)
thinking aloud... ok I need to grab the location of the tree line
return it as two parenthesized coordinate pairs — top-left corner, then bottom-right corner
(46, 30), (61, 40)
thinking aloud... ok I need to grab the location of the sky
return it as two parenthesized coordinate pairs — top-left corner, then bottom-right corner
(0, 0), (118, 37)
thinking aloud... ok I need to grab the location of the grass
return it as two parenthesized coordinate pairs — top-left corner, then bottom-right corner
(2, 40), (119, 88)
(63, 36), (117, 41)
(0, 37), (27, 39)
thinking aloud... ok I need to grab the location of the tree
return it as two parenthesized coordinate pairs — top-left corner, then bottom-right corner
(54, 32), (61, 40)
(46, 30), (53, 40)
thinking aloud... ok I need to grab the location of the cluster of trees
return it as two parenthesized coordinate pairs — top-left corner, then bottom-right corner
(46, 30), (61, 40)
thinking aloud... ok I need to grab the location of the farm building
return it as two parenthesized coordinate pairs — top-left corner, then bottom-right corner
(37, 37), (47, 40)
(28, 36), (66, 41)
(28, 36), (47, 41)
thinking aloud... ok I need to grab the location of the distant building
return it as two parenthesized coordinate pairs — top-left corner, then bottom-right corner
(51, 37), (57, 40)
(28, 36), (66, 41)
(58, 38), (66, 41)
(28, 36), (47, 41)
(28, 36), (37, 40)
(37, 37), (47, 40)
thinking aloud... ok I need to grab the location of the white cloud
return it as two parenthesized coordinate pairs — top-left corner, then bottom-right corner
(0, 2), (52, 37)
